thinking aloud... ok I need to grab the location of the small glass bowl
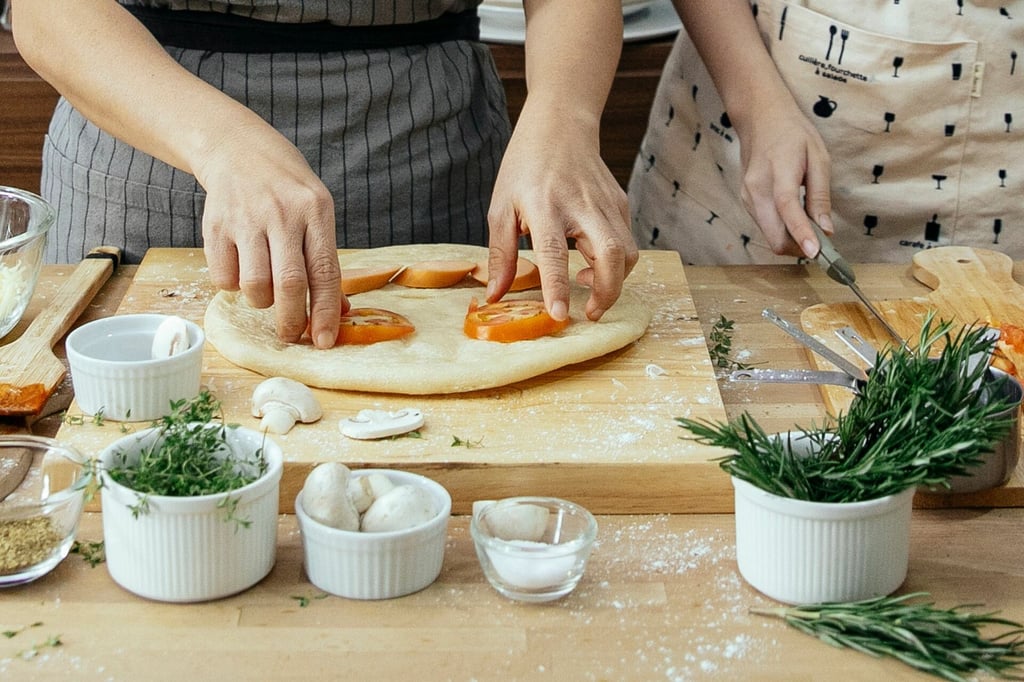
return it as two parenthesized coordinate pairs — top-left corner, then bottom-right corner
(0, 187), (54, 339)
(471, 496), (597, 603)
(0, 436), (91, 587)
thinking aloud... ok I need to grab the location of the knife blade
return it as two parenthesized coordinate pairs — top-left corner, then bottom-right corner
(808, 220), (905, 346)
(762, 309), (870, 383)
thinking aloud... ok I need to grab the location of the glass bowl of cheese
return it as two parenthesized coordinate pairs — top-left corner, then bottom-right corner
(0, 187), (54, 340)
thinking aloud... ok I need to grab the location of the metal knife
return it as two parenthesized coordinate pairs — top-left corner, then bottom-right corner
(762, 309), (870, 383)
(808, 220), (905, 346)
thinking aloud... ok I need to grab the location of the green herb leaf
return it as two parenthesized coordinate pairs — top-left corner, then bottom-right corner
(708, 315), (754, 371)
(70, 540), (105, 567)
(752, 593), (1024, 682)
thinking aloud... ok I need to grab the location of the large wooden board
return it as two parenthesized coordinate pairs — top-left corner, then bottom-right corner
(59, 248), (732, 514)
(800, 247), (1024, 507)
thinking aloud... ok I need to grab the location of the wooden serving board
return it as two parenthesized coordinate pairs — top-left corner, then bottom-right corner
(800, 246), (1024, 507)
(60, 248), (732, 515)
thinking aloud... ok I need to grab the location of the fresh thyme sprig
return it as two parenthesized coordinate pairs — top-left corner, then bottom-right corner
(70, 540), (105, 567)
(752, 592), (1024, 681)
(103, 391), (267, 523)
(678, 315), (1018, 502)
(708, 315), (754, 371)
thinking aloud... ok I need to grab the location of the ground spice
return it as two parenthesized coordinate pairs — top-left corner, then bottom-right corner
(0, 517), (61, 572)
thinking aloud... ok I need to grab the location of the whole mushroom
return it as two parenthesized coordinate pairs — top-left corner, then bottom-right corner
(251, 377), (323, 434)
(301, 462), (360, 531)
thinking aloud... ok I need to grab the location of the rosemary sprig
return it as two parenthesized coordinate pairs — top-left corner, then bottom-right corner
(102, 391), (267, 524)
(678, 316), (1018, 502)
(708, 315), (753, 370)
(752, 592), (1024, 681)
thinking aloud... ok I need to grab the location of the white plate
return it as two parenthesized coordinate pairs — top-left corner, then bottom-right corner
(479, 0), (681, 45)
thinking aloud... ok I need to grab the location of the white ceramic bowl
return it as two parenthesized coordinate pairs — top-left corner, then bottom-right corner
(295, 469), (451, 600)
(66, 313), (204, 421)
(0, 187), (53, 339)
(732, 431), (915, 605)
(99, 424), (282, 602)
(471, 496), (597, 603)
(0, 436), (91, 586)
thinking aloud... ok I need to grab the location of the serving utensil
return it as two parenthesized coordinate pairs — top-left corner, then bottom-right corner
(0, 247), (120, 417)
(808, 220), (904, 345)
(763, 308), (869, 382)
(835, 326), (878, 367)
(730, 367), (862, 392)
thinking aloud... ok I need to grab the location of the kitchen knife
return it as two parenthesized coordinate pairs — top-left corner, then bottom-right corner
(808, 220), (905, 345)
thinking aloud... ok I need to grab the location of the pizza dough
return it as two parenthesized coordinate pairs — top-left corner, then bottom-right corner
(203, 244), (652, 394)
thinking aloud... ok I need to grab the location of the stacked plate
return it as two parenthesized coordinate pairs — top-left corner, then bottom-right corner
(478, 0), (680, 44)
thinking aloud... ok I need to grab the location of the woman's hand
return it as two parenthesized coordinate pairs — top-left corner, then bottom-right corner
(487, 102), (636, 322)
(196, 121), (343, 349)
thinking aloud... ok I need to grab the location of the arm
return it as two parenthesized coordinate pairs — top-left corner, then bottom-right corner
(11, 0), (342, 348)
(486, 0), (637, 322)
(674, 0), (833, 258)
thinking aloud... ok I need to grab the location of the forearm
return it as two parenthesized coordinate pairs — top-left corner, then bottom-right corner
(520, 0), (622, 138)
(673, 0), (798, 134)
(11, 0), (274, 185)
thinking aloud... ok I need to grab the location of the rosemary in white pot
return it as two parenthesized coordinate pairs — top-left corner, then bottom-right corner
(679, 316), (1019, 503)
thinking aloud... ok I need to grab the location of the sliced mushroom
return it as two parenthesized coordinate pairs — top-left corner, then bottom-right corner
(151, 315), (191, 358)
(251, 377), (323, 434)
(301, 462), (360, 531)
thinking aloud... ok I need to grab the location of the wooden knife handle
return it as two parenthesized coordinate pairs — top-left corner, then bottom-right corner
(22, 246), (122, 349)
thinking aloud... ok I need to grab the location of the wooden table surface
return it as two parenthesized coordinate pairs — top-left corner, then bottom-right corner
(2, 260), (1022, 681)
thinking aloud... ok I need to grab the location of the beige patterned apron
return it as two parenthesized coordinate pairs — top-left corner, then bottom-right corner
(629, 0), (1024, 264)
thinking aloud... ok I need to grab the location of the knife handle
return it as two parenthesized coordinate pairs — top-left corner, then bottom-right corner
(808, 219), (857, 285)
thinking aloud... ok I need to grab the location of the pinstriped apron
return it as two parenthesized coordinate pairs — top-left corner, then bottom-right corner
(628, 0), (1024, 264)
(40, 0), (510, 264)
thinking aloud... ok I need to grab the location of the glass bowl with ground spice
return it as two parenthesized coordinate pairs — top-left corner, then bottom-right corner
(0, 436), (92, 586)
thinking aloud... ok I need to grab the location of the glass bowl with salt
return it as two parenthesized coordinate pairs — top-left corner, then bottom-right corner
(0, 187), (54, 340)
(471, 496), (597, 603)
(0, 436), (92, 586)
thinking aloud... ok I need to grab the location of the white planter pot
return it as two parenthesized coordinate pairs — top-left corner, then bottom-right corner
(733, 476), (914, 604)
(99, 425), (283, 602)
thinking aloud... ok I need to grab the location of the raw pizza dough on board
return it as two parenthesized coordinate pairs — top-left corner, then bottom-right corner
(204, 244), (652, 394)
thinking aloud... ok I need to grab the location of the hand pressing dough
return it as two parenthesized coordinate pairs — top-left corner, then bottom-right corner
(204, 244), (652, 395)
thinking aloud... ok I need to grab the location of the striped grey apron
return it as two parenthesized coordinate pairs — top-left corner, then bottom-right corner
(40, 0), (510, 264)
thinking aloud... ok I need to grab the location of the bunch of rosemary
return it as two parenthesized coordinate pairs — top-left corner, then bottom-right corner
(753, 592), (1024, 681)
(105, 390), (267, 499)
(679, 316), (1018, 503)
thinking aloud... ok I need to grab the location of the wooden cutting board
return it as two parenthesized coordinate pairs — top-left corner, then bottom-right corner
(800, 246), (1024, 507)
(59, 248), (733, 515)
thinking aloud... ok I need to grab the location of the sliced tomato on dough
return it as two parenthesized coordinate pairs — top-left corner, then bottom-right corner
(340, 265), (402, 295)
(470, 257), (541, 292)
(336, 308), (415, 345)
(391, 260), (475, 288)
(464, 298), (569, 343)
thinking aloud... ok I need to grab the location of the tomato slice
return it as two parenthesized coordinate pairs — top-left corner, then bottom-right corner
(341, 265), (402, 295)
(392, 260), (476, 288)
(470, 257), (541, 292)
(464, 298), (569, 343)
(336, 308), (415, 345)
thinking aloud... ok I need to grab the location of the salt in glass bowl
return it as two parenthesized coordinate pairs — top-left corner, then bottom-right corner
(0, 187), (54, 339)
(66, 313), (205, 422)
(471, 496), (597, 603)
(0, 436), (92, 587)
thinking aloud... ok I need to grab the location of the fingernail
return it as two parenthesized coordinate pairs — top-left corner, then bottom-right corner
(817, 214), (835, 233)
(589, 307), (606, 321)
(551, 300), (569, 321)
(802, 239), (820, 259)
(316, 331), (335, 349)
(485, 280), (497, 301)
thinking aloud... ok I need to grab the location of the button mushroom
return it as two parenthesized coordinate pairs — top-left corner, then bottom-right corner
(301, 462), (360, 531)
(251, 377), (323, 434)
(361, 484), (438, 533)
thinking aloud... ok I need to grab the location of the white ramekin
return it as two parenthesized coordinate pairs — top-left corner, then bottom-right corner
(295, 469), (451, 600)
(99, 425), (282, 602)
(66, 313), (204, 422)
(733, 476), (914, 604)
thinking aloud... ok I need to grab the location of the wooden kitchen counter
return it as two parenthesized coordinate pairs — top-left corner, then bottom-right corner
(2, 261), (1023, 680)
